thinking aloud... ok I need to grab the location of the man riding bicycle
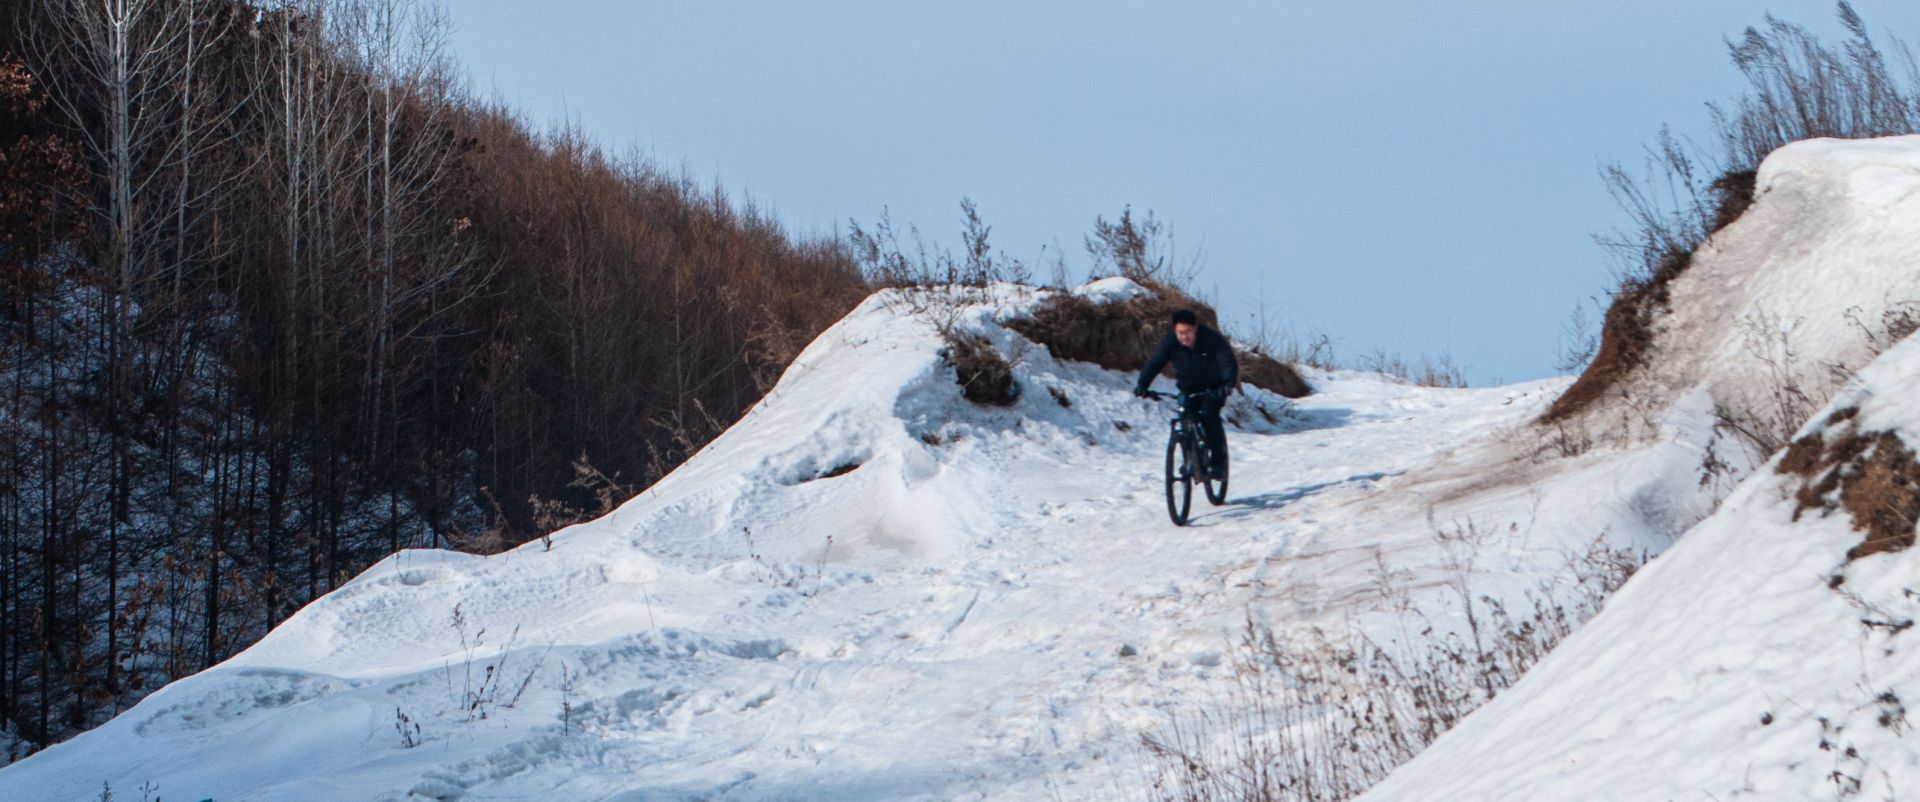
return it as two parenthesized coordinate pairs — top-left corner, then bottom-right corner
(1133, 309), (1238, 475)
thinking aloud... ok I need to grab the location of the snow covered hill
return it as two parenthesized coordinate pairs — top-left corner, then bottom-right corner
(10, 135), (1920, 802)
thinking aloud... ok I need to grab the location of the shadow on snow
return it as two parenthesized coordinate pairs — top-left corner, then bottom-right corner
(1185, 471), (1394, 526)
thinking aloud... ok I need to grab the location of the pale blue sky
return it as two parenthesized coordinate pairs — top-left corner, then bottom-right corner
(448, 1), (1920, 385)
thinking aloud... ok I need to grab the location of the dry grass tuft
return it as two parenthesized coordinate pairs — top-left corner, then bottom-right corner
(944, 334), (1019, 406)
(1707, 169), (1758, 233)
(1138, 532), (1642, 801)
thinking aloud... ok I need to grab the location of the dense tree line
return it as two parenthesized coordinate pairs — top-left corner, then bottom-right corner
(0, 0), (864, 757)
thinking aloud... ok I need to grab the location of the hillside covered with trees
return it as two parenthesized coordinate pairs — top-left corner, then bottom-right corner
(0, 0), (868, 757)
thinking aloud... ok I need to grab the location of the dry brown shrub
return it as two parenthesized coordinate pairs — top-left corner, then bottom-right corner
(1541, 249), (1685, 422)
(1005, 289), (1183, 373)
(1559, 166), (1758, 422)
(1239, 349), (1312, 398)
(944, 334), (1018, 406)
(1708, 169), (1758, 233)
(1837, 437), (1920, 559)
(1776, 407), (1920, 561)
(1543, 168), (1749, 424)
(1007, 281), (1311, 399)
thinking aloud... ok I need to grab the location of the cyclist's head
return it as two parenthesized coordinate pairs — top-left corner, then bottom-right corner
(1171, 309), (1199, 347)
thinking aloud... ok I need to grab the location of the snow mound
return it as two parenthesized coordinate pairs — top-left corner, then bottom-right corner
(1571, 135), (1920, 443)
(1358, 327), (1920, 802)
(1071, 275), (1152, 304)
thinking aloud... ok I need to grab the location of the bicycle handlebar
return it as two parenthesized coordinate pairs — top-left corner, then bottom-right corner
(1142, 387), (1224, 402)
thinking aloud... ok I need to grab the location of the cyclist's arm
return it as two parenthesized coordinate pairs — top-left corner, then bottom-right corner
(1136, 335), (1173, 394)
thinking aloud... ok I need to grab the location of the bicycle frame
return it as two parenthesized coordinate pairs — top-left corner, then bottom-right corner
(1147, 390), (1214, 479)
(1145, 388), (1227, 524)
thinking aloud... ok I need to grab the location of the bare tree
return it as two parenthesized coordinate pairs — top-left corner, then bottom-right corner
(28, 0), (202, 714)
(0, 0), (866, 757)
(342, 0), (488, 548)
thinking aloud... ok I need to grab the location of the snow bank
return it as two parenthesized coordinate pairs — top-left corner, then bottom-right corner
(1357, 327), (1920, 801)
(1071, 275), (1152, 304)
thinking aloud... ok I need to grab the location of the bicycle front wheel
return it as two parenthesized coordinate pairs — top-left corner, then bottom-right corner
(1203, 437), (1229, 506)
(1165, 428), (1193, 525)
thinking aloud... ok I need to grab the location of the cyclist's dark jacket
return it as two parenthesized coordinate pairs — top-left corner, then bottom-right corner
(1136, 325), (1239, 394)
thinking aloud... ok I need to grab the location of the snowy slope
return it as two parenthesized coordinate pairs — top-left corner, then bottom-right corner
(0, 274), (1733, 802)
(1356, 329), (1920, 802)
(21, 135), (1920, 802)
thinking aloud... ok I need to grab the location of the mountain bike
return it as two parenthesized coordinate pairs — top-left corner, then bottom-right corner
(1144, 389), (1229, 525)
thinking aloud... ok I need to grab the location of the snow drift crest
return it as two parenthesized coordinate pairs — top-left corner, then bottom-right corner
(1551, 135), (1920, 453)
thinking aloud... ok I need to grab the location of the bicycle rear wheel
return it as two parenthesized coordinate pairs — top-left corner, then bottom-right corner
(1165, 427), (1193, 525)
(1203, 437), (1229, 505)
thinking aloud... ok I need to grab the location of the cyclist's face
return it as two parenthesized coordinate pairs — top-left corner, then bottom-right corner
(1174, 322), (1197, 348)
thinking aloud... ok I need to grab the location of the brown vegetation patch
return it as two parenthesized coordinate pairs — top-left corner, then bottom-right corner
(944, 335), (1019, 405)
(1239, 348), (1313, 398)
(1540, 249), (1685, 422)
(1004, 283), (1197, 372)
(1006, 281), (1311, 399)
(1776, 407), (1920, 561)
(0, 56), (85, 278)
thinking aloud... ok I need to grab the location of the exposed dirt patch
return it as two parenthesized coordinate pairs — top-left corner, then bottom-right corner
(1542, 247), (1690, 422)
(1007, 281), (1311, 399)
(1005, 283), (1205, 373)
(1777, 406), (1920, 561)
(778, 458), (866, 486)
(819, 462), (860, 479)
